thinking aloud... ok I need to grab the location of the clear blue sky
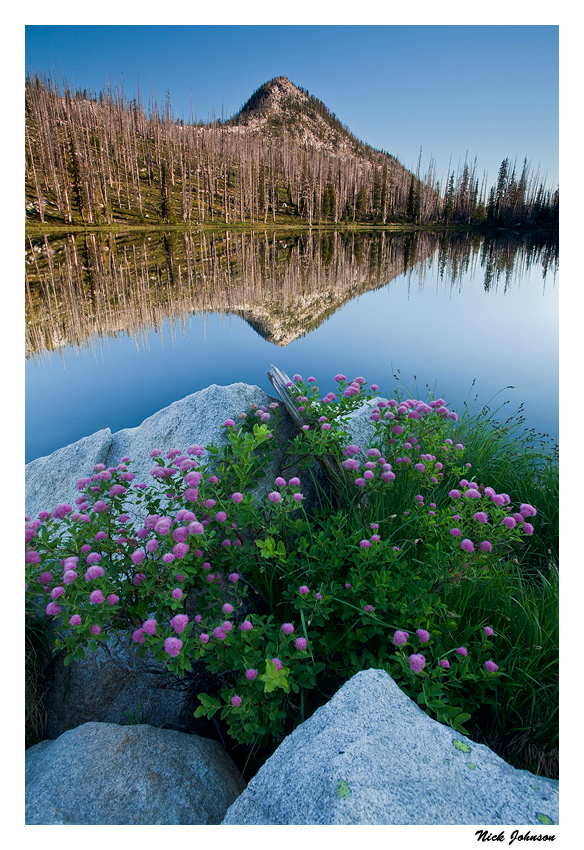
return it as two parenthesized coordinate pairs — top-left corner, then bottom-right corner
(25, 24), (559, 190)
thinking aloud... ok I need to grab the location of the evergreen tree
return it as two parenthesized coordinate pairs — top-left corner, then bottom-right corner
(443, 173), (455, 224)
(355, 185), (367, 219)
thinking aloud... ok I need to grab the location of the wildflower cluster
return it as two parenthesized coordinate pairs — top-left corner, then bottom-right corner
(25, 371), (540, 747)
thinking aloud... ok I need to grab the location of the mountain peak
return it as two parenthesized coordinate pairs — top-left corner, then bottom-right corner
(234, 76), (304, 119)
(229, 77), (369, 158)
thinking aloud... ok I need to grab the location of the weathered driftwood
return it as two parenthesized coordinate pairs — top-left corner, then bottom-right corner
(266, 365), (347, 500)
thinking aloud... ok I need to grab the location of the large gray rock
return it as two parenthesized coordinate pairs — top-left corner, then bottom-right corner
(222, 668), (559, 825)
(26, 721), (246, 824)
(42, 633), (194, 740)
(25, 383), (300, 519)
(25, 427), (113, 521)
(102, 382), (290, 487)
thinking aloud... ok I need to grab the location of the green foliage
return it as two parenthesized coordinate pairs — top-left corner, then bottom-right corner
(25, 372), (558, 772)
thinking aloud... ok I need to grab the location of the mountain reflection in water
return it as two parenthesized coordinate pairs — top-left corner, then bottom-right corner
(25, 229), (558, 462)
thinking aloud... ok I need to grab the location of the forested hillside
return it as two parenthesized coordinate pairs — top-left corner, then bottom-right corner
(25, 73), (558, 229)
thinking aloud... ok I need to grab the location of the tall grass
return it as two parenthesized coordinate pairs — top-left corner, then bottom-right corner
(25, 605), (54, 749)
(452, 394), (558, 571)
(442, 560), (558, 777)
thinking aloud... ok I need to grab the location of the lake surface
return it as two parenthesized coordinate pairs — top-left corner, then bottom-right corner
(25, 229), (558, 463)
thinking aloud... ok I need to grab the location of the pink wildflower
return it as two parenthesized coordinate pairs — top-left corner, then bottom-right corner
(281, 623), (294, 635)
(70, 615), (82, 626)
(187, 445), (205, 457)
(245, 668), (258, 680)
(86, 552), (101, 565)
(164, 637), (182, 657)
(295, 637), (307, 650)
(52, 503), (73, 520)
(485, 661), (499, 673)
(464, 488), (481, 499)
(142, 619), (157, 635)
(172, 543), (189, 559)
(416, 629), (430, 643)
(393, 630), (409, 646)
(231, 695), (242, 707)
(409, 654), (426, 673)
(455, 647), (468, 656)
(439, 659), (450, 669)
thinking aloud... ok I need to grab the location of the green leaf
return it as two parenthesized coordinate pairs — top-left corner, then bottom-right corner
(454, 712), (472, 724)
(258, 659), (291, 693)
(197, 692), (221, 709)
(441, 706), (465, 720)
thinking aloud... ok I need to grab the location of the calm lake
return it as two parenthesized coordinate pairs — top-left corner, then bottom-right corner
(25, 229), (558, 464)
